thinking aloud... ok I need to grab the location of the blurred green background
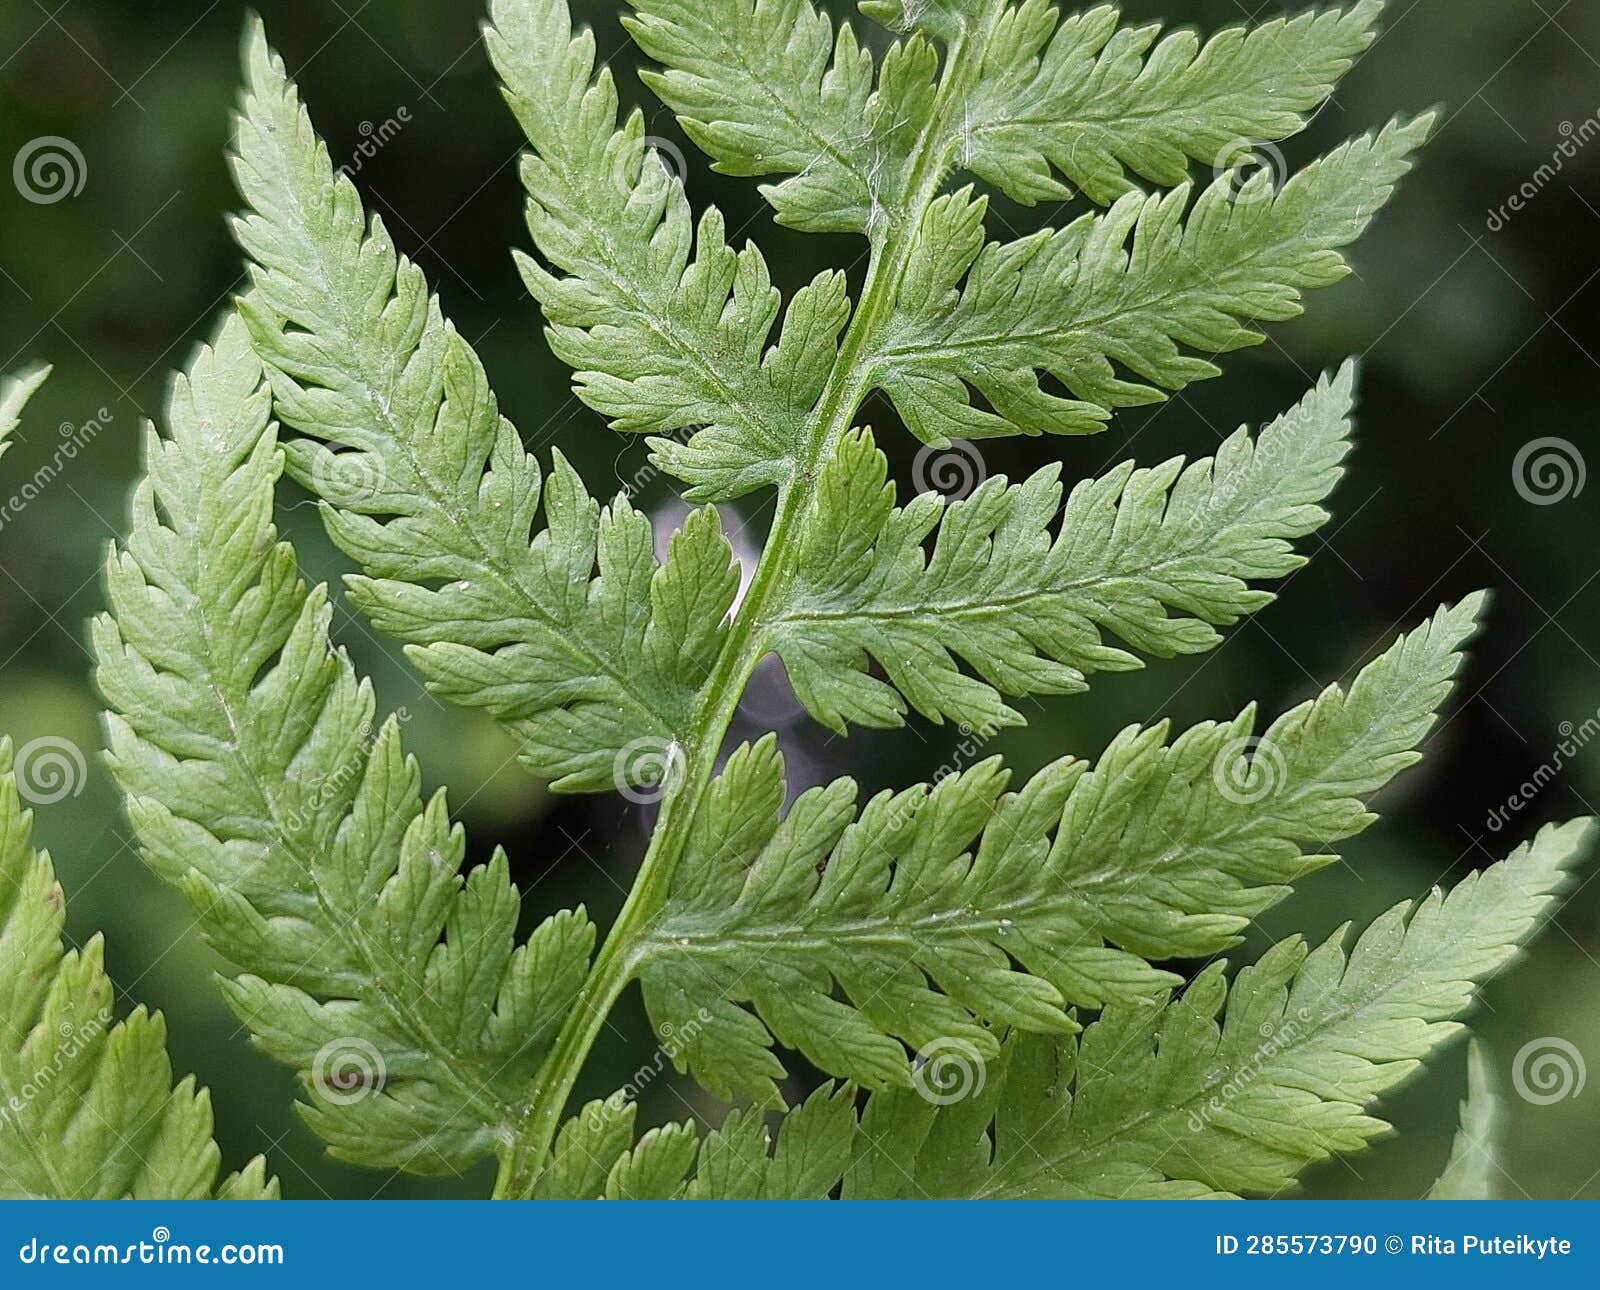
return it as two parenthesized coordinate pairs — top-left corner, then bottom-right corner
(2, 0), (1597, 1199)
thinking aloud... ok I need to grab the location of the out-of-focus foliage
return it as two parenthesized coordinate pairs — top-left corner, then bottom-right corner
(2, 0), (1598, 1198)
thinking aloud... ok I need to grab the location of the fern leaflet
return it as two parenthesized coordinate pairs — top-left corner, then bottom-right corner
(1427, 1041), (1501, 1200)
(0, 365), (50, 462)
(873, 120), (1431, 443)
(232, 24), (739, 789)
(842, 821), (1588, 1197)
(0, 735), (277, 1199)
(93, 319), (594, 1174)
(775, 365), (1355, 731)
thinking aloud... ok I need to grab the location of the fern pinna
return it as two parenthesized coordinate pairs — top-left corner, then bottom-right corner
(0, 0), (1569, 1200)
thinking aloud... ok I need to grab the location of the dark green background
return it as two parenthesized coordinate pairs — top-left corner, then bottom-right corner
(2, 0), (1597, 1198)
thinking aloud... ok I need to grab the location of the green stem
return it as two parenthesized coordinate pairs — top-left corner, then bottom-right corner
(492, 8), (1000, 1200)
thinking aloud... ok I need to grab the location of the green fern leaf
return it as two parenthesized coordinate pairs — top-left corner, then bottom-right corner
(631, 1), (1385, 218)
(774, 365), (1355, 732)
(499, 0), (1420, 493)
(93, 318), (594, 1175)
(622, 0), (935, 238)
(958, 0), (1386, 206)
(0, 364), (50, 464)
(875, 119), (1430, 442)
(487, 0), (850, 499)
(542, 820), (1575, 1200)
(0, 738), (276, 1199)
(533, 1082), (857, 1199)
(842, 819), (1590, 1198)
(638, 597), (1483, 1101)
(231, 22), (739, 790)
(1427, 1040), (1501, 1200)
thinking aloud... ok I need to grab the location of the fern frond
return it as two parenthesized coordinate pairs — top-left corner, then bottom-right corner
(231, 23), (739, 791)
(0, 365), (50, 464)
(630, 1), (1385, 218)
(774, 366), (1354, 732)
(622, 0), (936, 237)
(959, 1), (1386, 206)
(875, 119), (1432, 442)
(842, 820), (1590, 1198)
(488, 0), (849, 499)
(531, 1082), (856, 1199)
(93, 318), (593, 1175)
(1427, 1040), (1501, 1200)
(0, 738), (277, 1199)
(638, 598), (1482, 1101)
